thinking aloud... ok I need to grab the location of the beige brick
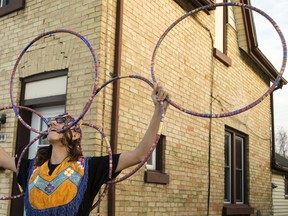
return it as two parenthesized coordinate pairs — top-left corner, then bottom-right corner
(0, 0), (273, 215)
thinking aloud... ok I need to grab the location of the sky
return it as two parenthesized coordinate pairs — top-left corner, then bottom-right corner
(251, 0), (288, 134)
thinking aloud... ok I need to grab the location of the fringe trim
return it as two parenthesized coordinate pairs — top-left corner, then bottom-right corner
(24, 158), (90, 216)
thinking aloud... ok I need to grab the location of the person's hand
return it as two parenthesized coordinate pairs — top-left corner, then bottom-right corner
(0, 146), (8, 157)
(0, 146), (16, 172)
(152, 82), (169, 111)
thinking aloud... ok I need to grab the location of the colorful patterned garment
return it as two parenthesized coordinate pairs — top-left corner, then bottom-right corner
(24, 157), (89, 216)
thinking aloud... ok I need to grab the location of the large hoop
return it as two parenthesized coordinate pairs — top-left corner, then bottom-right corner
(81, 122), (113, 210)
(95, 75), (165, 183)
(0, 105), (48, 200)
(0, 133), (42, 200)
(0, 105), (47, 134)
(10, 120), (113, 206)
(10, 29), (99, 133)
(151, 2), (287, 118)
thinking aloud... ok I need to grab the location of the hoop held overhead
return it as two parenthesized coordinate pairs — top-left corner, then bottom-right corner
(9, 29), (100, 134)
(150, 2), (287, 118)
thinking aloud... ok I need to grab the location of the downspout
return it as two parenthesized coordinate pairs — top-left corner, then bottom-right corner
(271, 86), (281, 169)
(271, 92), (275, 167)
(108, 0), (124, 215)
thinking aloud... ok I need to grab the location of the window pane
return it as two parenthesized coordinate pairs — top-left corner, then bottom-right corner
(4, 0), (16, 6)
(236, 136), (244, 203)
(225, 134), (230, 166)
(214, 0), (224, 52)
(285, 176), (288, 195)
(224, 133), (231, 202)
(225, 167), (231, 202)
(146, 148), (156, 170)
(39, 118), (50, 146)
(236, 137), (243, 169)
(147, 153), (153, 165)
(236, 170), (243, 202)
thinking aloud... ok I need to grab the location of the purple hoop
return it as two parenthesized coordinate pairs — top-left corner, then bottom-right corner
(95, 75), (165, 183)
(0, 134), (43, 200)
(76, 122), (113, 210)
(12, 121), (112, 205)
(0, 105), (48, 134)
(0, 105), (49, 200)
(0, 191), (24, 200)
(108, 134), (161, 184)
(151, 2), (287, 118)
(10, 29), (99, 133)
(82, 122), (113, 179)
(91, 184), (110, 211)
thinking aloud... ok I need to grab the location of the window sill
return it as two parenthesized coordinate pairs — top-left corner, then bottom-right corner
(223, 204), (254, 215)
(144, 170), (169, 184)
(213, 48), (232, 67)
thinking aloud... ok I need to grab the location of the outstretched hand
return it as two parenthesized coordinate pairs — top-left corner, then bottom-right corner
(0, 146), (16, 172)
(152, 82), (169, 111)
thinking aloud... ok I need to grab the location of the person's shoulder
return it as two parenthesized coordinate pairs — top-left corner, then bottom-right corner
(86, 156), (105, 163)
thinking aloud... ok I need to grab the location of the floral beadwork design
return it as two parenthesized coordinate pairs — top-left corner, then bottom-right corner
(64, 168), (74, 177)
(76, 158), (85, 170)
(44, 183), (55, 194)
(33, 176), (39, 184)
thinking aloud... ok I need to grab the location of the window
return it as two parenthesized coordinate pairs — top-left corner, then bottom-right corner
(225, 131), (244, 203)
(0, 0), (25, 17)
(223, 127), (253, 215)
(144, 135), (169, 184)
(214, 0), (232, 66)
(285, 176), (288, 198)
(174, 0), (213, 13)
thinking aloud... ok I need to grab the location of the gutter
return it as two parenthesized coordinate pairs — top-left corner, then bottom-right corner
(271, 86), (284, 173)
(271, 91), (276, 169)
(108, 0), (124, 215)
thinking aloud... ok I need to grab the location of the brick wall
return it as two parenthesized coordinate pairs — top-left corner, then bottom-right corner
(0, 0), (272, 215)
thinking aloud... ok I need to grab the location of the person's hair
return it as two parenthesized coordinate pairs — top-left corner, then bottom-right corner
(35, 128), (82, 166)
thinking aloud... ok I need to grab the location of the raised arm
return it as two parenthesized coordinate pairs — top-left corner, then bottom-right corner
(115, 83), (169, 173)
(0, 147), (16, 172)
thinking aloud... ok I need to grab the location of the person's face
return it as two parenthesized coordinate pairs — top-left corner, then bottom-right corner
(47, 115), (81, 144)
(47, 116), (66, 143)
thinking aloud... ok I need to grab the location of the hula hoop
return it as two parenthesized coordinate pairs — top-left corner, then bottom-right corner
(0, 105), (48, 200)
(11, 121), (113, 205)
(0, 192), (24, 200)
(151, 2), (287, 118)
(10, 29), (99, 133)
(108, 133), (162, 184)
(95, 75), (165, 183)
(82, 123), (112, 210)
(16, 134), (43, 177)
(82, 122), (113, 180)
(91, 184), (110, 211)
(55, 122), (112, 210)
(0, 134), (42, 200)
(0, 105), (48, 134)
